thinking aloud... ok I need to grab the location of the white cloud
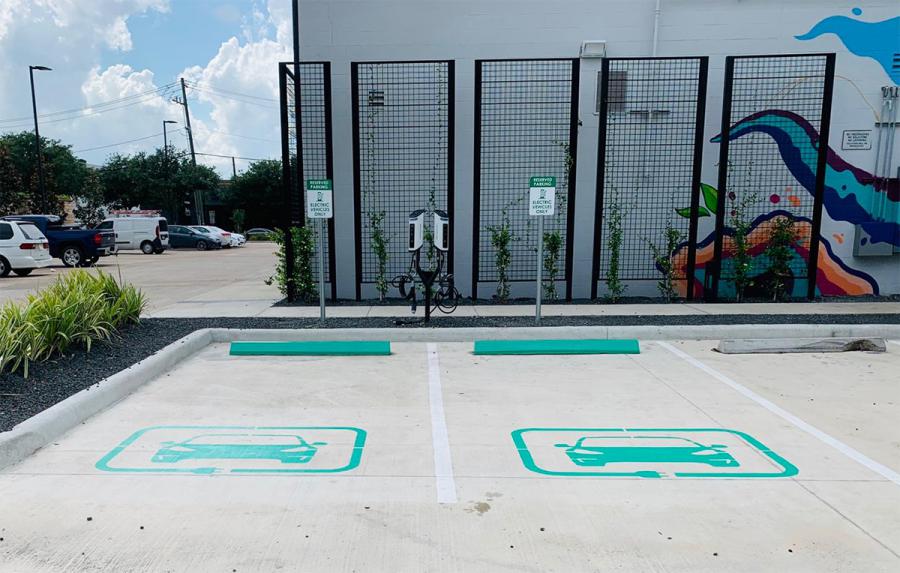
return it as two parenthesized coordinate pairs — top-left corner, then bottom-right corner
(178, 1), (290, 174)
(0, 0), (290, 176)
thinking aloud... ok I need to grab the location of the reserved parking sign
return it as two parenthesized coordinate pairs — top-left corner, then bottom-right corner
(306, 179), (333, 219)
(529, 176), (556, 216)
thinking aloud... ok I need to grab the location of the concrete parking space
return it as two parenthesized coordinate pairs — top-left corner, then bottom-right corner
(0, 242), (280, 314)
(1, 337), (898, 571)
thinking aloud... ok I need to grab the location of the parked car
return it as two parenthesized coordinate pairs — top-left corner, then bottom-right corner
(246, 228), (275, 239)
(227, 231), (246, 247)
(167, 225), (222, 250)
(191, 226), (232, 248)
(1, 215), (116, 267)
(96, 216), (169, 254)
(0, 220), (52, 277)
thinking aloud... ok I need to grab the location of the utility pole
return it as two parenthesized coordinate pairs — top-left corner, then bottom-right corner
(174, 78), (204, 224)
(29, 65), (52, 214)
(163, 120), (178, 222)
(231, 156), (237, 179)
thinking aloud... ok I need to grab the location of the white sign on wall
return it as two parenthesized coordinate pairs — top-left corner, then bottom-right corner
(529, 176), (556, 216)
(842, 130), (872, 150)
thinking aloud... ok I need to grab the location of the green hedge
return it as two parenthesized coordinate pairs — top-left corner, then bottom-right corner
(0, 271), (146, 377)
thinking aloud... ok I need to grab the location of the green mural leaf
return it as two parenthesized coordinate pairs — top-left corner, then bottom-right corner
(675, 206), (711, 218)
(701, 183), (718, 213)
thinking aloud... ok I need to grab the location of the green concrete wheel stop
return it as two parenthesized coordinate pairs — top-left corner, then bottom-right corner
(473, 339), (639, 355)
(230, 341), (391, 356)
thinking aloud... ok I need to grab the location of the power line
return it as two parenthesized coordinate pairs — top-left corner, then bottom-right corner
(186, 86), (277, 109)
(0, 90), (181, 131)
(185, 81), (277, 102)
(73, 132), (164, 153)
(195, 152), (274, 161)
(192, 125), (279, 144)
(0, 83), (179, 125)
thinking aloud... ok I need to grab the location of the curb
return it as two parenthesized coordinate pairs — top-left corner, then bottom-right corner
(0, 329), (212, 471)
(212, 323), (900, 343)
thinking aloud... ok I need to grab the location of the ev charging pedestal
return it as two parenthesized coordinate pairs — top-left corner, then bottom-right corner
(306, 179), (334, 322)
(529, 177), (556, 324)
(405, 209), (451, 323)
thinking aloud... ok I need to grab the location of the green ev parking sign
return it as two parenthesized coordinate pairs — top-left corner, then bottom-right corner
(512, 428), (798, 479)
(96, 426), (366, 475)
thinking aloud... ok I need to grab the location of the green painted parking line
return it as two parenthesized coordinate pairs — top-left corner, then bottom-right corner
(229, 341), (391, 356)
(511, 428), (798, 479)
(96, 426), (367, 475)
(474, 339), (639, 355)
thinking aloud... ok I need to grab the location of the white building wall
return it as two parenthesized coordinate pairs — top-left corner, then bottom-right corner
(298, 0), (900, 299)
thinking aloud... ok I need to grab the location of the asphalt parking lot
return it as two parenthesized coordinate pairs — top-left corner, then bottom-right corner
(0, 242), (280, 313)
(1, 339), (897, 571)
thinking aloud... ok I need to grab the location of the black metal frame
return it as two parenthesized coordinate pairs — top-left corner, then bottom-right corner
(471, 58), (580, 300)
(590, 57), (709, 300)
(278, 61), (338, 299)
(708, 53), (835, 301)
(351, 60), (455, 300)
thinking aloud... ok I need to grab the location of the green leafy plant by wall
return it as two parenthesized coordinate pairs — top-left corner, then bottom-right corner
(764, 215), (798, 301)
(542, 231), (562, 300)
(267, 226), (316, 301)
(728, 191), (758, 302)
(369, 211), (389, 299)
(0, 271), (145, 377)
(647, 223), (685, 302)
(605, 197), (626, 302)
(489, 213), (513, 302)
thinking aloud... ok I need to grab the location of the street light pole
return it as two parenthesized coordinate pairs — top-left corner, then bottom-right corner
(29, 65), (52, 214)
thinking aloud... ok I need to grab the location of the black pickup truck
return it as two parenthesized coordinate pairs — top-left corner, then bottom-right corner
(1, 215), (116, 267)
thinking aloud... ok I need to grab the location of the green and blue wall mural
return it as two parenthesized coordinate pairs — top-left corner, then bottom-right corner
(796, 8), (900, 85)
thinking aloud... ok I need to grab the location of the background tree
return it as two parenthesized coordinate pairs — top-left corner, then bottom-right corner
(221, 159), (283, 229)
(0, 144), (28, 214)
(0, 131), (90, 215)
(99, 147), (219, 224)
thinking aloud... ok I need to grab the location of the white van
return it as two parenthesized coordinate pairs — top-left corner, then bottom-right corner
(97, 216), (169, 254)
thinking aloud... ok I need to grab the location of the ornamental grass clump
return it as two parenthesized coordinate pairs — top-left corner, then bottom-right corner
(0, 270), (146, 377)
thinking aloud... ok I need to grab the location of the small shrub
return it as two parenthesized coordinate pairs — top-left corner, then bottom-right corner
(647, 223), (685, 302)
(728, 192), (758, 302)
(542, 230), (563, 300)
(605, 198), (626, 302)
(764, 215), (797, 301)
(0, 271), (146, 377)
(267, 226), (316, 301)
(489, 215), (513, 302)
(369, 211), (389, 300)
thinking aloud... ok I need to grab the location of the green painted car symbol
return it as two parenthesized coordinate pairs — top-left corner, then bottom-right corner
(151, 434), (326, 464)
(554, 435), (739, 468)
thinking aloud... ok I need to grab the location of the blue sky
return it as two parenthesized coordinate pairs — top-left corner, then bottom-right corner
(107, 1), (249, 86)
(0, 0), (291, 175)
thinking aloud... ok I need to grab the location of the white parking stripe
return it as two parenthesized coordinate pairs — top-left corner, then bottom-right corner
(658, 341), (900, 486)
(427, 343), (457, 503)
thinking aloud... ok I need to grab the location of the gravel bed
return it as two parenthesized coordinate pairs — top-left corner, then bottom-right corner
(2, 312), (899, 432)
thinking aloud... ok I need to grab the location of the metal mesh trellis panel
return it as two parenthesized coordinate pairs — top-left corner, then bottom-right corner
(592, 57), (708, 298)
(352, 61), (454, 298)
(472, 59), (579, 299)
(281, 62), (336, 293)
(711, 54), (835, 300)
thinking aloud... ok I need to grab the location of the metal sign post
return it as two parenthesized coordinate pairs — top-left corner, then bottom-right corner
(529, 176), (556, 324)
(306, 179), (334, 322)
